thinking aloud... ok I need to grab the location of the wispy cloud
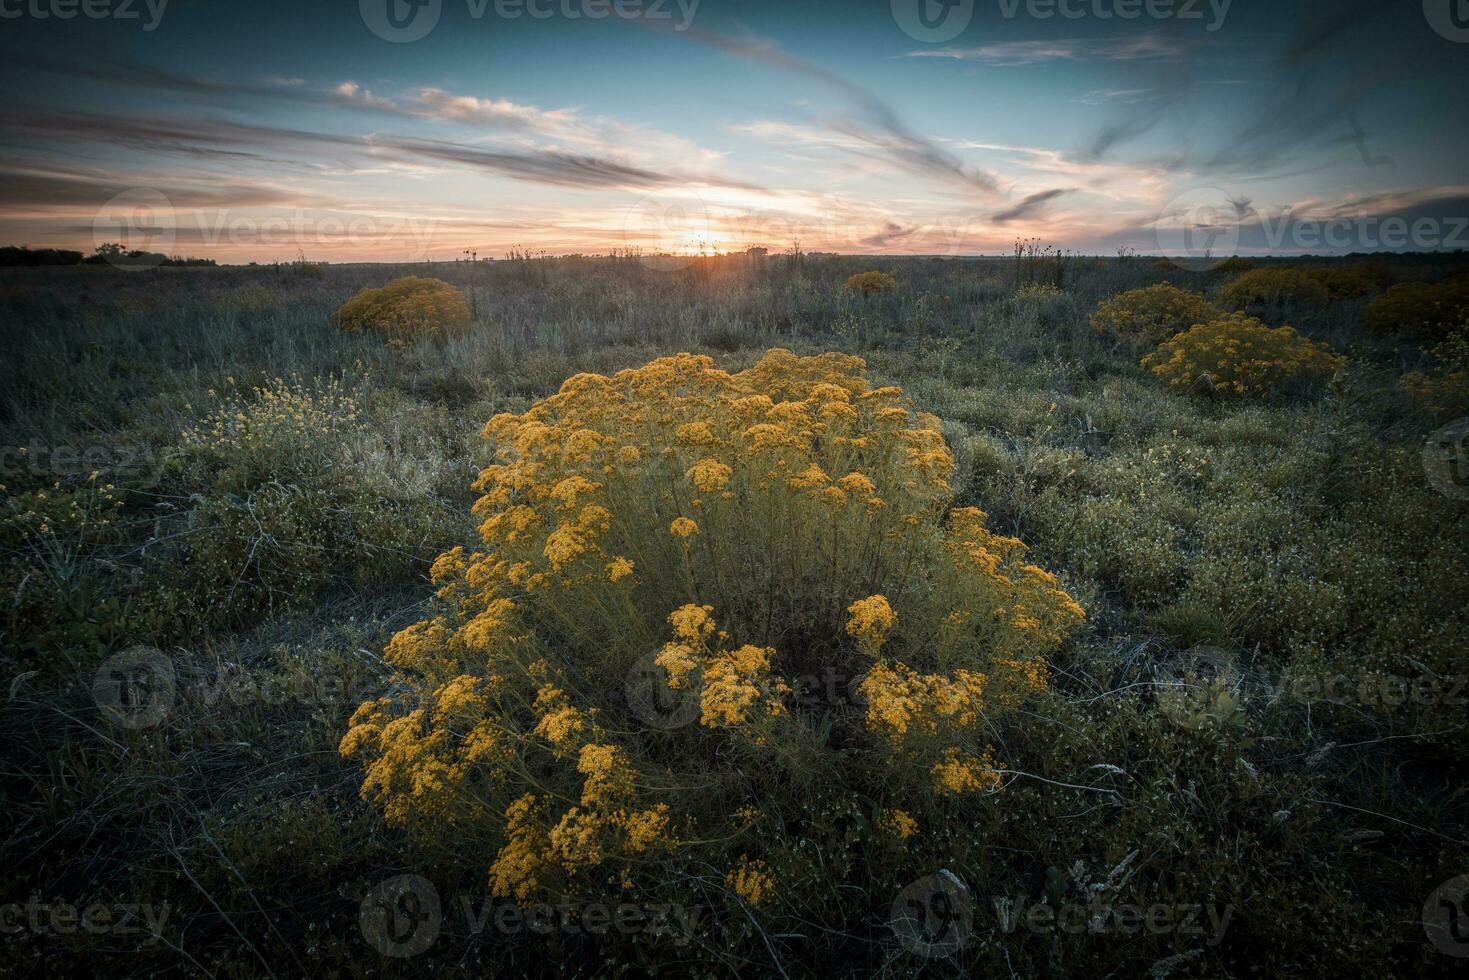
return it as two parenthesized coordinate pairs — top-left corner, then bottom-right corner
(0, 109), (751, 193)
(908, 33), (1187, 66)
(677, 25), (1001, 197)
(373, 136), (686, 189)
(1072, 87), (1159, 106)
(992, 188), (1071, 223)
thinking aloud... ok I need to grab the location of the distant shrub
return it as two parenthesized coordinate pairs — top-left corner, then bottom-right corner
(843, 271), (898, 296)
(340, 350), (1084, 906)
(1151, 258), (1179, 271)
(1008, 281), (1074, 328)
(1220, 267), (1330, 307)
(334, 276), (471, 343)
(1305, 263), (1391, 299)
(1089, 283), (1222, 345)
(1363, 279), (1469, 339)
(1141, 313), (1345, 397)
(1214, 256), (1255, 274)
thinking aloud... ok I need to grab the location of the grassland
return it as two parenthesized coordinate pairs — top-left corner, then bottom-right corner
(1, 251), (1466, 977)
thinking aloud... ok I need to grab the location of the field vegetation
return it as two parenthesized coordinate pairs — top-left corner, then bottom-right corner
(1, 250), (1465, 977)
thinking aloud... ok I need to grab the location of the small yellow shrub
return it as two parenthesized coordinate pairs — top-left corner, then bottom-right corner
(1400, 370), (1469, 420)
(1305, 263), (1391, 299)
(1364, 279), (1469, 340)
(340, 350), (1084, 903)
(843, 271), (898, 296)
(1400, 326), (1469, 419)
(1220, 267), (1330, 307)
(1213, 256), (1255, 274)
(1141, 314), (1345, 397)
(333, 276), (471, 343)
(1089, 283), (1222, 345)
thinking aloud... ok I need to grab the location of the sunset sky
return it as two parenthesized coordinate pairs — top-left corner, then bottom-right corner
(1, 0), (1466, 262)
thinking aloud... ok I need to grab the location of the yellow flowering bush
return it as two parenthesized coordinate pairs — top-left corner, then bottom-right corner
(843, 271), (898, 296)
(1364, 279), (1469, 340)
(1141, 314), (1344, 397)
(1220, 267), (1330, 307)
(333, 276), (471, 343)
(1089, 283), (1222, 345)
(1306, 263), (1391, 299)
(1400, 326), (1469, 420)
(340, 349), (1083, 907)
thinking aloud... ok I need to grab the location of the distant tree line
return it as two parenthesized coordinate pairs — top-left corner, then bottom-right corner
(0, 244), (216, 267)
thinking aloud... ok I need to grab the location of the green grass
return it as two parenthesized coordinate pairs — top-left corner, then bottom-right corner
(1, 252), (1466, 977)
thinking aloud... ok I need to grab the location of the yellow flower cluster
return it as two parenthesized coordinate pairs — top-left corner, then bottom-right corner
(333, 276), (471, 343)
(657, 604), (790, 729)
(340, 349), (1085, 904)
(844, 271), (898, 296)
(1141, 314), (1345, 397)
(879, 808), (918, 840)
(858, 661), (989, 744)
(1089, 283), (1222, 345)
(845, 595), (895, 653)
(931, 746), (1002, 796)
(725, 856), (777, 906)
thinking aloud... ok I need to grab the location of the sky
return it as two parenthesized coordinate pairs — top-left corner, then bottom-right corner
(0, 0), (1467, 262)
